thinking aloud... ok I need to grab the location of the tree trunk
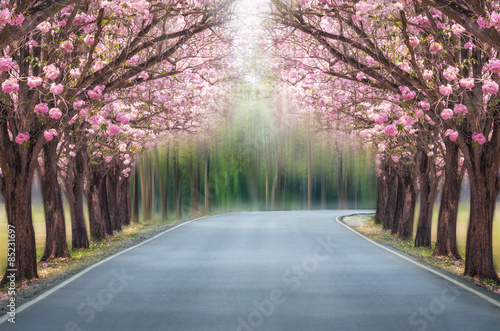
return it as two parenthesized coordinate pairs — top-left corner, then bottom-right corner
(0, 165), (38, 285)
(396, 164), (417, 239)
(106, 166), (122, 232)
(140, 154), (152, 222)
(382, 169), (398, 230)
(86, 166), (106, 240)
(189, 158), (199, 215)
(463, 152), (500, 282)
(433, 140), (462, 259)
(131, 167), (139, 222)
(308, 136), (312, 210)
(205, 150), (211, 214)
(39, 137), (71, 261)
(99, 177), (113, 236)
(391, 174), (405, 236)
(64, 148), (89, 250)
(119, 175), (131, 226)
(173, 153), (184, 218)
(415, 151), (438, 247)
(374, 158), (389, 225)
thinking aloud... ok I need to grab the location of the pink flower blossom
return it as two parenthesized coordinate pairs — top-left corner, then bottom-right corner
(422, 70), (434, 80)
(482, 80), (499, 94)
(445, 129), (459, 141)
(429, 42), (443, 54)
(384, 124), (398, 136)
(27, 76), (43, 88)
(409, 36), (419, 47)
(50, 83), (64, 95)
(208, 69), (217, 79)
(49, 108), (62, 119)
(43, 64), (60, 80)
(453, 104), (468, 116)
(60, 40), (74, 53)
(451, 24), (465, 36)
(440, 108), (454, 120)
(105, 156), (113, 163)
(15, 132), (29, 145)
(79, 108), (90, 116)
(419, 101), (431, 110)
(374, 113), (388, 125)
(399, 86), (416, 100)
(36, 21), (51, 34)
(43, 129), (58, 141)
(34, 103), (49, 115)
(92, 60), (104, 72)
(439, 84), (453, 96)
(70, 68), (81, 79)
(0, 56), (15, 72)
(459, 78), (474, 89)
(1, 78), (19, 93)
(88, 85), (105, 99)
(10, 13), (24, 26)
(107, 124), (121, 136)
(477, 16), (492, 28)
(443, 66), (459, 81)
(73, 100), (86, 109)
(472, 132), (486, 145)
(84, 35), (95, 45)
(487, 58), (500, 73)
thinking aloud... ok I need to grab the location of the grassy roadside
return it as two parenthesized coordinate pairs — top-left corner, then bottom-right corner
(0, 216), (202, 312)
(342, 214), (500, 295)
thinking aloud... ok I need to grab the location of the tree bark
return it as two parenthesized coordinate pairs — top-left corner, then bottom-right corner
(119, 175), (131, 226)
(99, 177), (113, 236)
(131, 167), (139, 222)
(463, 150), (500, 282)
(434, 140), (462, 259)
(382, 168), (398, 230)
(392, 174), (405, 236)
(39, 137), (71, 261)
(396, 163), (417, 239)
(205, 150), (211, 214)
(106, 165), (122, 232)
(415, 150), (438, 247)
(0, 164), (38, 285)
(374, 158), (389, 225)
(86, 165), (106, 240)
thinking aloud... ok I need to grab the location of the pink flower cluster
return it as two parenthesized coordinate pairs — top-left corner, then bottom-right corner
(399, 86), (416, 100)
(482, 80), (499, 94)
(15, 132), (29, 145)
(472, 132), (486, 145)
(445, 129), (458, 141)
(34, 103), (49, 115)
(459, 78), (474, 89)
(44, 129), (58, 141)
(49, 108), (62, 119)
(439, 84), (453, 96)
(1, 78), (19, 93)
(440, 108), (454, 120)
(384, 124), (398, 136)
(443, 66), (459, 81)
(487, 58), (500, 74)
(27, 76), (43, 88)
(107, 124), (121, 136)
(60, 40), (74, 53)
(429, 42), (443, 54)
(0, 56), (15, 72)
(50, 83), (64, 95)
(453, 104), (468, 116)
(88, 85), (105, 99)
(43, 64), (60, 80)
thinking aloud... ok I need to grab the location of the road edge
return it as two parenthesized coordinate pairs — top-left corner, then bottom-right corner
(336, 213), (500, 309)
(0, 216), (205, 326)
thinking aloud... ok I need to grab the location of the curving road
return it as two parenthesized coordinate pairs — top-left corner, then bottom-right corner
(1, 211), (499, 330)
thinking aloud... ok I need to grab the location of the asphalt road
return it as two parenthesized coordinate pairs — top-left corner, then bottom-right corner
(1, 211), (499, 331)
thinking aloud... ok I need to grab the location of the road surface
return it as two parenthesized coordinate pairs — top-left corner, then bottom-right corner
(1, 211), (499, 330)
